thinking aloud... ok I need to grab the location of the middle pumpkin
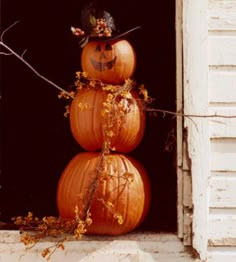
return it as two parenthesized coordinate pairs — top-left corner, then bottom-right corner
(69, 86), (145, 153)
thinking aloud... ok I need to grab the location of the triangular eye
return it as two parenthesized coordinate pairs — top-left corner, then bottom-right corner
(105, 42), (112, 51)
(95, 44), (101, 52)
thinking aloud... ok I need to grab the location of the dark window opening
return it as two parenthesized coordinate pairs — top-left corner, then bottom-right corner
(0, 0), (176, 232)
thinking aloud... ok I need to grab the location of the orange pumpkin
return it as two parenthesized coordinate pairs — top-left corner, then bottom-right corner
(81, 40), (136, 84)
(57, 152), (151, 235)
(69, 87), (145, 153)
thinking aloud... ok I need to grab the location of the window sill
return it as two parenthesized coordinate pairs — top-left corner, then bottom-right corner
(0, 230), (197, 261)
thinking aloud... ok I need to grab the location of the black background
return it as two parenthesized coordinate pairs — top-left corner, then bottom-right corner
(0, 0), (176, 231)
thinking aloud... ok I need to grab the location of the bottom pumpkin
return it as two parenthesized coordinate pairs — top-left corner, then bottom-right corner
(57, 152), (151, 236)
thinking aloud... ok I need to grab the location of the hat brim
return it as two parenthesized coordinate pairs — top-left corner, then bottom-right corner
(88, 26), (141, 42)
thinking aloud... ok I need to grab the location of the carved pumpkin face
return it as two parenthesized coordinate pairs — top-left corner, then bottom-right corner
(81, 39), (136, 84)
(90, 42), (117, 72)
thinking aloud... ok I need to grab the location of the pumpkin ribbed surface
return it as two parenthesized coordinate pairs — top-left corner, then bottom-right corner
(81, 40), (136, 84)
(57, 152), (151, 235)
(69, 88), (145, 153)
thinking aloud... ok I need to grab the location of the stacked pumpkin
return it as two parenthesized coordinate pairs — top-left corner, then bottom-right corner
(57, 7), (151, 235)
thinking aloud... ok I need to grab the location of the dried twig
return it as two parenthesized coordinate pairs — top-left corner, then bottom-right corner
(0, 51), (12, 56)
(1, 21), (236, 120)
(146, 108), (236, 119)
(82, 152), (105, 219)
(0, 21), (74, 99)
(0, 20), (20, 42)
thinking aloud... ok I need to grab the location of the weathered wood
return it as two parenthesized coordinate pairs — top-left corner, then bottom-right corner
(183, 0), (209, 259)
(210, 138), (236, 171)
(0, 231), (195, 262)
(209, 71), (236, 104)
(183, 170), (193, 246)
(209, 108), (236, 137)
(183, 171), (192, 208)
(209, 36), (236, 65)
(183, 135), (191, 171)
(208, 213), (236, 242)
(208, 247), (236, 262)
(176, 0), (183, 169)
(208, 0), (236, 31)
(209, 238), (236, 246)
(183, 209), (193, 246)
(177, 166), (184, 239)
(209, 175), (236, 207)
(209, 0), (236, 8)
(207, 0), (236, 256)
(176, 0), (184, 240)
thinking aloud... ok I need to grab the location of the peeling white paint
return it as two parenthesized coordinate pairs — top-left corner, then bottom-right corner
(182, 0), (210, 260)
(0, 231), (196, 262)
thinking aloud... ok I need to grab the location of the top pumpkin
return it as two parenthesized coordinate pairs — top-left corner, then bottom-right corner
(71, 1), (140, 84)
(81, 39), (136, 84)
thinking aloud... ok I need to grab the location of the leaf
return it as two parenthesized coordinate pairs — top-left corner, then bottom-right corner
(79, 37), (89, 48)
(89, 15), (97, 26)
(103, 11), (116, 31)
(81, 1), (98, 30)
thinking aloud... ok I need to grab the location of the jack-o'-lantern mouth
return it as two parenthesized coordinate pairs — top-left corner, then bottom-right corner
(91, 57), (117, 72)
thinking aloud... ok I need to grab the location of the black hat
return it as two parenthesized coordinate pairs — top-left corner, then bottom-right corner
(71, 0), (141, 47)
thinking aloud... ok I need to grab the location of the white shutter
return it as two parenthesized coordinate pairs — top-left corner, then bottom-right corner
(179, 0), (236, 260)
(207, 1), (236, 260)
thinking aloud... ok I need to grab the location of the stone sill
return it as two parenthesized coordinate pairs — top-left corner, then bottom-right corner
(0, 230), (197, 262)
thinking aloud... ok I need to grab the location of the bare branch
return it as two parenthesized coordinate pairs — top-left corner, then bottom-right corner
(0, 20), (20, 42)
(146, 108), (236, 119)
(0, 21), (74, 99)
(0, 41), (74, 98)
(0, 51), (12, 56)
(83, 152), (105, 219)
(21, 49), (27, 58)
(1, 21), (236, 120)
